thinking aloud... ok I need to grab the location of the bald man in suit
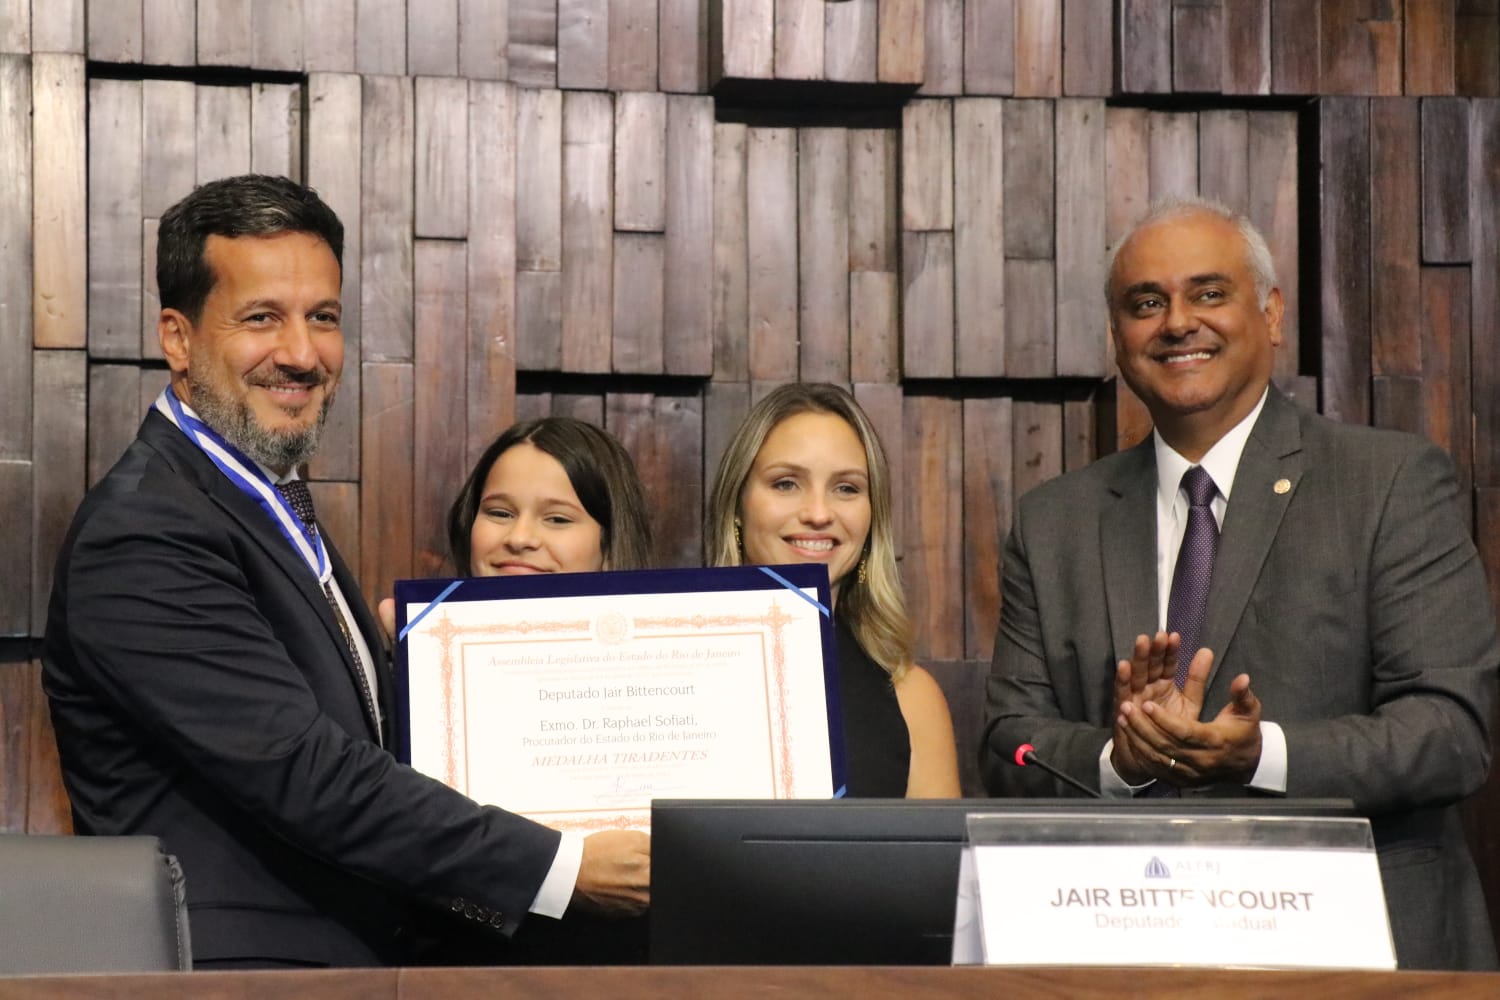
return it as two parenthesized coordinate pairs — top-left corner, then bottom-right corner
(981, 197), (1498, 970)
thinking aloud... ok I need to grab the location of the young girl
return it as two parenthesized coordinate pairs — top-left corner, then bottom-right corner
(448, 416), (653, 576)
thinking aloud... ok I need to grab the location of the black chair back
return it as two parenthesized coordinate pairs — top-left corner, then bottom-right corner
(0, 835), (191, 974)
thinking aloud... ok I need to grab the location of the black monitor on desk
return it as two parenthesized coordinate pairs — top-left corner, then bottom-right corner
(648, 797), (1357, 966)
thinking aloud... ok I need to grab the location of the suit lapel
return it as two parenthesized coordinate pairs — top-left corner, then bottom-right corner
(141, 412), (384, 742)
(1101, 439), (1160, 665)
(1202, 389), (1304, 691)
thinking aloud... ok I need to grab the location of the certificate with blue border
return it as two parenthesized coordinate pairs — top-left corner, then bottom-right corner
(393, 564), (845, 832)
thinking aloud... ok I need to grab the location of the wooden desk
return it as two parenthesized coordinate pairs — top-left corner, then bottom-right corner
(2, 966), (1499, 999)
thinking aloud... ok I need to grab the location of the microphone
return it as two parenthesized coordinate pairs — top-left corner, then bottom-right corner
(1013, 743), (1101, 799)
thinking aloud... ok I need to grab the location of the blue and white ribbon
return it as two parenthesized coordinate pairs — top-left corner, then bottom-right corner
(155, 387), (330, 585)
(398, 580), (464, 641)
(755, 565), (832, 618)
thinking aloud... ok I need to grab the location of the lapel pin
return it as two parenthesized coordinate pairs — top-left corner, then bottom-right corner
(1274, 478), (1291, 495)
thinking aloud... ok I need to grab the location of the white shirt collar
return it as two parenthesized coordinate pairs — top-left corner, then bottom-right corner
(1152, 388), (1269, 509)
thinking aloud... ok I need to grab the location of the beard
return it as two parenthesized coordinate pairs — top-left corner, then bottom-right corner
(186, 358), (335, 473)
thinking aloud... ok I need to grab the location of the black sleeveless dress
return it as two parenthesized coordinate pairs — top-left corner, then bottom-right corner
(834, 619), (911, 797)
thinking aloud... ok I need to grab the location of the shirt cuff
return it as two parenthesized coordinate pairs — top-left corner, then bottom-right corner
(1246, 721), (1287, 793)
(1098, 739), (1155, 798)
(529, 830), (584, 918)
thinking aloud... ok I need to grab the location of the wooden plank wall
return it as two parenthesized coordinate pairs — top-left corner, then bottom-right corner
(3, 0), (1500, 929)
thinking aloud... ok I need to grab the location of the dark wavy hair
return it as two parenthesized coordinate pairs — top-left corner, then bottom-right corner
(157, 174), (344, 322)
(448, 417), (654, 575)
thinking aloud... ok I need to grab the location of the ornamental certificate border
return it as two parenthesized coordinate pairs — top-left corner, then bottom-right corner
(393, 565), (844, 832)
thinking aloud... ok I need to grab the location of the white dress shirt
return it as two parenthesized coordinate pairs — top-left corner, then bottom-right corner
(1099, 390), (1288, 795)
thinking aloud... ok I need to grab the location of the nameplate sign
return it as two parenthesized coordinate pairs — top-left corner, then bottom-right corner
(393, 565), (843, 833)
(971, 841), (1394, 969)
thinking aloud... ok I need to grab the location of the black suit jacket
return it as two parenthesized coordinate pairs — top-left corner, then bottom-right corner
(43, 411), (563, 966)
(981, 388), (1499, 970)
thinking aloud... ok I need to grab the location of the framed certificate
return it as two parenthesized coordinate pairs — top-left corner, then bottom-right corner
(392, 564), (844, 832)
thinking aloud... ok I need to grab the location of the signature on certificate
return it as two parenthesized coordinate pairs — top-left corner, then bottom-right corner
(595, 773), (687, 807)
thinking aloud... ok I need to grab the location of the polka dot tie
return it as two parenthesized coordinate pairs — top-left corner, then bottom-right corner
(276, 479), (382, 745)
(277, 477), (319, 528)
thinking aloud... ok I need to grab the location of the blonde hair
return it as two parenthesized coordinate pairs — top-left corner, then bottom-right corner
(706, 383), (912, 681)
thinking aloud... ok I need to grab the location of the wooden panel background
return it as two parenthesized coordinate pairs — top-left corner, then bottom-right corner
(4, 0), (1500, 946)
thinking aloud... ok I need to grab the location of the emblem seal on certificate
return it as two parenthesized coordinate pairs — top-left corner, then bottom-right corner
(393, 565), (844, 832)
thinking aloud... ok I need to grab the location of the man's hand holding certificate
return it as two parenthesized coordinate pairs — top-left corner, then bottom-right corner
(394, 565), (843, 831)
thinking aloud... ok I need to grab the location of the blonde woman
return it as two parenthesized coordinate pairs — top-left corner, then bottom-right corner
(707, 383), (961, 798)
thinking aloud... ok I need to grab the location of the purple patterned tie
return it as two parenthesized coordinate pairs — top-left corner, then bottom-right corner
(1167, 466), (1219, 688)
(276, 479), (382, 744)
(277, 477), (319, 529)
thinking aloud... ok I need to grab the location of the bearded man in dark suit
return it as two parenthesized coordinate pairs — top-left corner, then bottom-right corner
(43, 174), (648, 968)
(981, 197), (1498, 970)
